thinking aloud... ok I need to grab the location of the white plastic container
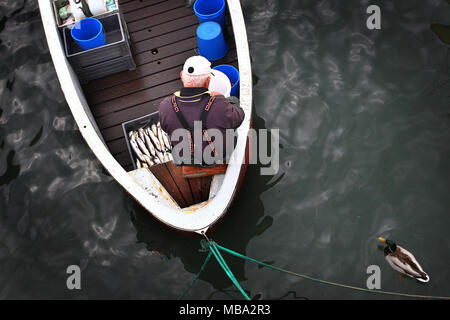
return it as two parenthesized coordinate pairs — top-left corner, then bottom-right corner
(89, 0), (108, 16)
(69, 0), (107, 21)
(209, 69), (231, 97)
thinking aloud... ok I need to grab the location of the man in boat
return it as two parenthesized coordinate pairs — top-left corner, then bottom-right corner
(159, 56), (245, 167)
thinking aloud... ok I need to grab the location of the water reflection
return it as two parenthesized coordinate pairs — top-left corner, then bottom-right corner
(1, 0), (449, 299)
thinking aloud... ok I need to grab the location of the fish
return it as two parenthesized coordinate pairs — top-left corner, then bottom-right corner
(162, 131), (171, 151)
(157, 122), (172, 150)
(136, 159), (142, 169)
(135, 133), (152, 158)
(164, 153), (172, 163)
(142, 161), (149, 169)
(142, 129), (156, 157)
(129, 133), (147, 162)
(153, 156), (161, 165)
(155, 150), (165, 163)
(138, 128), (147, 142)
(143, 154), (154, 167)
(151, 123), (158, 136)
(157, 127), (166, 152)
(146, 127), (162, 151)
(167, 152), (173, 161)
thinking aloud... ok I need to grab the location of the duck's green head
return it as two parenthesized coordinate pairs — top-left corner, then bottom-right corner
(378, 237), (397, 252)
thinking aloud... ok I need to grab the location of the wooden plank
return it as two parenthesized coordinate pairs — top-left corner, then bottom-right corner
(113, 149), (133, 167)
(149, 163), (188, 208)
(130, 14), (198, 44)
(123, 0), (185, 23)
(107, 138), (130, 157)
(201, 176), (212, 201)
(85, 47), (200, 94)
(96, 96), (163, 129)
(127, 6), (194, 33)
(92, 78), (181, 118)
(165, 161), (195, 206)
(188, 177), (203, 203)
(121, 0), (168, 14)
(182, 164), (228, 178)
(132, 38), (195, 66)
(132, 24), (198, 55)
(88, 66), (182, 105)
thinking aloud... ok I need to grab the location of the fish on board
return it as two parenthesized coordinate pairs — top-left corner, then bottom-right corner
(151, 123), (158, 136)
(129, 122), (174, 169)
(157, 127), (166, 152)
(146, 127), (162, 151)
(129, 132), (147, 163)
(162, 131), (171, 151)
(138, 128), (147, 142)
(142, 154), (154, 167)
(155, 150), (165, 163)
(134, 132), (152, 158)
(142, 129), (156, 157)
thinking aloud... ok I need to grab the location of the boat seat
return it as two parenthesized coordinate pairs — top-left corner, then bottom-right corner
(182, 164), (228, 179)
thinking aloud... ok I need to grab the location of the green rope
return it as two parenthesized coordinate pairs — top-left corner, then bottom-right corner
(178, 250), (213, 300)
(209, 242), (251, 300)
(215, 243), (450, 300)
(178, 240), (251, 300)
(179, 240), (450, 300)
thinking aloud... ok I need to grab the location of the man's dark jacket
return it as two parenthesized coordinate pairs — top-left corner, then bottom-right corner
(159, 87), (244, 165)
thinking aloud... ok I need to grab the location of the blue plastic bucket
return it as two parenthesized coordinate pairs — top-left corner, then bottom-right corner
(197, 21), (228, 61)
(213, 65), (239, 97)
(194, 0), (226, 29)
(71, 18), (106, 51)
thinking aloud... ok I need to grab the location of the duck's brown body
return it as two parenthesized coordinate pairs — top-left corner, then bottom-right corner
(383, 244), (430, 283)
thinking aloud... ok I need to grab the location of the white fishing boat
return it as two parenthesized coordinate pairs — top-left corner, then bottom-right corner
(38, 0), (252, 235)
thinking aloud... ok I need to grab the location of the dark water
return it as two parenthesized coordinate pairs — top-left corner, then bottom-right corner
(0, 0), (449, 299)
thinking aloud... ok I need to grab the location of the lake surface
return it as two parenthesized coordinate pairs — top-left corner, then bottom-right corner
(0, 0), (449, 299)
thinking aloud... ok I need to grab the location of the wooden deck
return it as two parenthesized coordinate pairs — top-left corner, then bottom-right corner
(83, 0), (238, 207)
(83, 0), (238, 172)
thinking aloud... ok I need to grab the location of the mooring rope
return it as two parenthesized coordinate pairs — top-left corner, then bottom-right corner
(178, 249), (213, 300)
(209, 241), (251, 300)
(179, 239), (450, 300)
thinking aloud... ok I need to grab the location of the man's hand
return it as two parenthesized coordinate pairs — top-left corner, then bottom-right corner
(211, 91), (222, 96)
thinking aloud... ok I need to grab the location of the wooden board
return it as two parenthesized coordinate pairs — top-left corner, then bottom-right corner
(149, 163), (188, 208)
(149, 161), (212, 208)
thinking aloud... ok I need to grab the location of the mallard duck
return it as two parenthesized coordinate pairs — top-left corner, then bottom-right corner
(378, 237), (430, 283)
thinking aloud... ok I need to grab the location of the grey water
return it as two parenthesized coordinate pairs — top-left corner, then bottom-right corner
(0, 0), (449, 299)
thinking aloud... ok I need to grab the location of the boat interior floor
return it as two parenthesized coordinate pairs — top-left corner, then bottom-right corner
(82, 0), (238, 208)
